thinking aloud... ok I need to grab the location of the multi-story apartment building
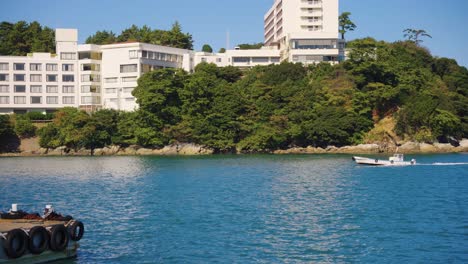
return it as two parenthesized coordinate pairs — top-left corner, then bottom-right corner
(264, 0), (344, 64)
(0, 29), (193, 113)
(196, 0), (343, 68)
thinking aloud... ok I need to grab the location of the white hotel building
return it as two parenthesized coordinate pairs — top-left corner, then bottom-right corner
(0, 0), (343, 114)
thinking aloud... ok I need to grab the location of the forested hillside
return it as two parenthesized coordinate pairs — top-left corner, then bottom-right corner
(27, 39), (467, 153)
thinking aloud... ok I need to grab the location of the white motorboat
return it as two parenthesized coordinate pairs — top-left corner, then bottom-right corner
(352, 154), (416, 166)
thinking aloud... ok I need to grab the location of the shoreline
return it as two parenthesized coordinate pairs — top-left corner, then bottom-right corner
(1, 140), (467, 157)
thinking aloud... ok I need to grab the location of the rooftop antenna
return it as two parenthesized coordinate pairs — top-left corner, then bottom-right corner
(226, 29), (230, 50)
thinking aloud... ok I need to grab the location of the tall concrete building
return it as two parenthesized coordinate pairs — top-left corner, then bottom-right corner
(264, 0), (344, 64)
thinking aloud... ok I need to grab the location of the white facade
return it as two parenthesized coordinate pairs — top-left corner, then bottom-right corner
(194, 46), (281, 69)
(264, 0), (344, 64)
(0, 29), (194, 113)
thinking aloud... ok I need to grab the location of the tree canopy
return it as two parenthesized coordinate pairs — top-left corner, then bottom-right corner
(0, 21), (55, 55)
(236, 43), (264, 50)
(339, 12), (356, 40)
(86, 22), (194, 50)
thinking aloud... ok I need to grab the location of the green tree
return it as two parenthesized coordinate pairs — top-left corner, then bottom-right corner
(202, 44), (213, 53)
(85, 30), (117, 44)
(339, 12), (356, 40)
(0, 21), (55, 55)
(403, 28), (432, 45)
(218, 48), (226, 53)
(14, 115), (36, 138)
(237, 43), (263, 50)
(0, 115), (20, 152)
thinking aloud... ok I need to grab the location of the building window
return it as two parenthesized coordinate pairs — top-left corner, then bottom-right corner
(81, 96), (101, 104)
(78, 52), (102, 60)
(122, 76), (137, 82)
(60, 53), (76, 60)
(0, 74), (8, 81)
(120, 64), (138, 73)
(129, 50), (139, 59)
(62, 64), (74, 71)
(46, 85), (58, 93)
(233, 57), (250, 63)
(46, 96), (58, 104)
(30, 63), (42, 71)
(14, 96), (26, 104)
(13, 63), (25, 71)
(63, 96), (75, 104)
(30, 85), (42, 93)
(30, 74), (42, 82)
(62, 86), (75, 93)
(123, 87), (134, 93)
(81, 74), (100, 82)
(216, 58), (222, 63)
(125, 97), (134, 102)
(271, 57), (280, 63)
(81, 63), (100, 71)
(46, 64), (58, 71)
(0, 96), (9, 104)
(14, 74), (25, 81)
(62, 75), (75, 82)
(46, 75), (58, 82)
(105, 77), (118, 83)
(0, 63), (9, 71)
(0, 85), (9, 93)
(14, 85), (26, 93)
(31, 96), (42, 104)
(105, 88), (117, 94)
(252, 57), (269, 63)
(81, 85), (100, 93)
(201, 58), (207, 62)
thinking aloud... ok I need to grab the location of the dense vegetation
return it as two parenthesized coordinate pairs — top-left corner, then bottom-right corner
(236, 43), (264, 50)
(85, 22), (193, 50)
(0, 22), (466, 153)
(0, 21), (55, 55)
(30, 39), (467, 153)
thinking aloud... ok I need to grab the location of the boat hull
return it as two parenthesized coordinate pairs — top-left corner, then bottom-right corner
(353, 156), (416, 166)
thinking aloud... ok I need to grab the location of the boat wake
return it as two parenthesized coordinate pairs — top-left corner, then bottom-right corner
(419, 162), (468, 166)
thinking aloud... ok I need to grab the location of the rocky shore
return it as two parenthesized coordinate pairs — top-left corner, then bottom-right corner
(1, 139), (467, 157)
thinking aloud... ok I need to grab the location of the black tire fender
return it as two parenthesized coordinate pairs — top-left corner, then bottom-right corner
(28, 226), (49, 255)
(4, 228), (28, 258)
(49, 224), (69, 251)
(69, 221), (84, 241)
(375, 159), (379, 163)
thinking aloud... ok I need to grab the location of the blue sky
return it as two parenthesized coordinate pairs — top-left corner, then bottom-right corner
(1, 0), (467, 67)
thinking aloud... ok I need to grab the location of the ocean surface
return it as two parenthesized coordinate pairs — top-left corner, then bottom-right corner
(0, 154), (467, 263)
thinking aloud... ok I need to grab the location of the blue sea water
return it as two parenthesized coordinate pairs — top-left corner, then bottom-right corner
(0, 154), (467, 263)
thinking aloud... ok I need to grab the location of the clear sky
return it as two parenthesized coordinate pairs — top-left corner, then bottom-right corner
(1, 0), (467, 67)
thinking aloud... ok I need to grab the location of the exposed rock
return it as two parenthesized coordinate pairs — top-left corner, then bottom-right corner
(337, 144), (380, 154)
(398, 142), (420, 153)
(47, 146), (67, 156)
(38, 148), (48, 155)
(118, 145), (140, 155)
(433, 143), (455, 153)
(158, 145), (179, 155)
(136, 148), (154, 155)
(458, 139), (468, 152)
(419, 143), (438, 153)
(93, 148), (104, 156)
(178, 143), (214, 155)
